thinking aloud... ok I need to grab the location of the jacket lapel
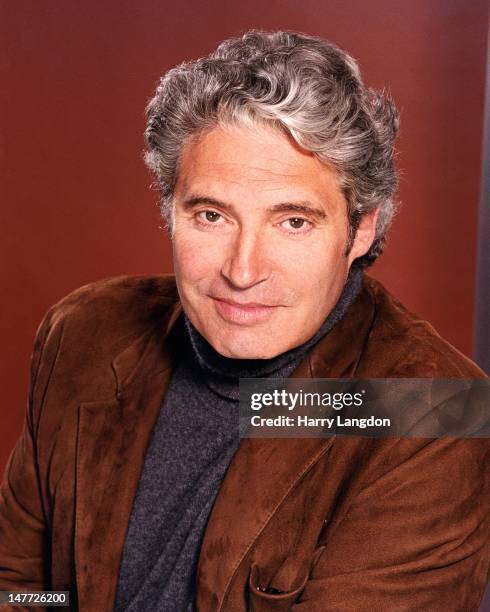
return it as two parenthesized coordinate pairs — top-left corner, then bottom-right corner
(196, 280), (376, 610)
(74, 302), (182, 611)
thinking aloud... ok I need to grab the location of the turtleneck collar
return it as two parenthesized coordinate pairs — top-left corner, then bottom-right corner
(181, 263), (364, 399)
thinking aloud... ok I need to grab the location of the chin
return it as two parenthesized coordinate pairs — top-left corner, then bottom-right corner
(208, 332), (286, 360)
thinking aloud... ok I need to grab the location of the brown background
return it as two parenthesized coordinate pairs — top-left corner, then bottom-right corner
(1, 1), (488, 474)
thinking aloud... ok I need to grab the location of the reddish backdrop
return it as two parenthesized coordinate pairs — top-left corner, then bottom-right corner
(1, 0), (488, 472)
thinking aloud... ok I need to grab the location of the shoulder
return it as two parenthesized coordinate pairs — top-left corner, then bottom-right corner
(359, 275), (485, 378)
(29, 274), (180, 405)
(41, 274), (179, 338)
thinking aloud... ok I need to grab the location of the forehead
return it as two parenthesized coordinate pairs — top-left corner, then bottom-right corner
(175, 123), (345, 210)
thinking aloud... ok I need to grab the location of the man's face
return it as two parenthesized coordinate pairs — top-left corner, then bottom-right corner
(172, 123), (376, 359)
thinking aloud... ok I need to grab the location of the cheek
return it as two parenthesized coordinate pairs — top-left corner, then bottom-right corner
(280, 236), (345, 286)
(172, 230), (223, 286)
(281, 241), (348, 324)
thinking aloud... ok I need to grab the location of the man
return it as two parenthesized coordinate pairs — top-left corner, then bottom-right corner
(0, 30), (488, 611)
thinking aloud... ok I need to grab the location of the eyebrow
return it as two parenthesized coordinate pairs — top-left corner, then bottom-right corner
(182, 195), (328, 221)
(268, 202), (327, 221)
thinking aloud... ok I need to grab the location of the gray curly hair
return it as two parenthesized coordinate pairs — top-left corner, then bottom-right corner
(145, 30), (400, 266)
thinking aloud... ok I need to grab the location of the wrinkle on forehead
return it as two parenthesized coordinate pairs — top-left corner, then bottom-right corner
(175, 123), (344, 209)
(199, 159), (307, 177)
(181, 122), (321, 169)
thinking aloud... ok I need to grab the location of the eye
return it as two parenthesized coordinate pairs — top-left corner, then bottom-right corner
(280, 217), (313, 233)
(288, 217), (306, 229)
(196, 210), (224, 225)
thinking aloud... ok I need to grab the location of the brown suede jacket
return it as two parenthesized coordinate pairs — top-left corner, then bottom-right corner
(0, 274), (488, 611)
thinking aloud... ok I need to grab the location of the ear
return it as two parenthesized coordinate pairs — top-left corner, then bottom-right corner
(347, 208), (379, 266)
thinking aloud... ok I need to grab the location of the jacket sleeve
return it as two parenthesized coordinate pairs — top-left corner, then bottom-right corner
(0, 308), (55, 600)
(291, 437), (490, 612)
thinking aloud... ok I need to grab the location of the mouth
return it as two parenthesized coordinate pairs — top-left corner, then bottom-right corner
(210, 296), (280, 325)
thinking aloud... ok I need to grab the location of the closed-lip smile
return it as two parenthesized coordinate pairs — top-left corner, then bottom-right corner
(210, 296), (279, 325)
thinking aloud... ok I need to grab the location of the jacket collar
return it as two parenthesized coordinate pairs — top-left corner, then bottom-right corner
(111, 299), (183, 394)
(111, 269), (373, 392)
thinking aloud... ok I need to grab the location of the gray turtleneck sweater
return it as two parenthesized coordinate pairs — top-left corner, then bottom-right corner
(114, 266), (363, 612)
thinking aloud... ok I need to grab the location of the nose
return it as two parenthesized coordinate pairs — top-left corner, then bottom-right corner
(221, 226), (271, 289)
